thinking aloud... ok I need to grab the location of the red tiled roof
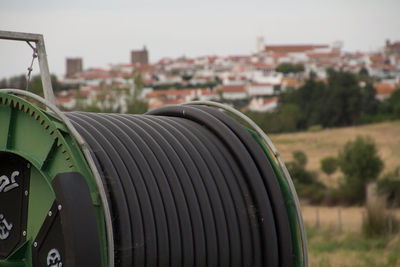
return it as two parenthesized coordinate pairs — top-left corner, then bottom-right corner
(142, 79), (154, 85)
(369, 55), (385, 63)
(56, 97), (73, 103)
(88, 68), (108, 72)
(264, 44), (329, 53)
(281, 77), (303, 88)
(370, 64), (397, 70)
(307, 51), (341, 58)
(146, 89), (192, 98)
(374, 82), (396, 95)
(215, 85), (246, 93)
(262, 96), (278, 105)
(134, 64), (155, 72)
(387, 41), (400, 48)
(252, 62), (274, 69)
(266, 52), (289, 59)
(208, 56), (217, 64)
(249, 83), (275, 87)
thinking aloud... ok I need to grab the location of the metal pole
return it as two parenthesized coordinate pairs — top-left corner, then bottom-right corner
(36, 36), (56, 105)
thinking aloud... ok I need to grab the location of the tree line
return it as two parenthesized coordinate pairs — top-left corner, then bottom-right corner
(246, 69), (400, 133)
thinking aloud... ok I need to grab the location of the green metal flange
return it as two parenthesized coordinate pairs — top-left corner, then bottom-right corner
(0, 92), (108, 267)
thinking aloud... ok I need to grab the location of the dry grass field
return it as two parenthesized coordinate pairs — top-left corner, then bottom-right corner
(270, 121), (400, 187)
(301, 205), (400, 232)
(302, 205), (400, 266)
(268, 122), (400, 266)
(306, 225), (400, 267)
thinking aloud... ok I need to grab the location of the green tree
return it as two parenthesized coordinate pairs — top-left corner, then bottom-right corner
(181, 74), (193, 81)
(286, 150), (326, 203)
(275, 104), (302, 132)
(339, 136), (383, 183)
(337, 136), (383, 204)
(286, 150), (314, 184)
(0, 78), (7, 88)
(279, 78), (327, 129)
(360, 83), (379, 116)
(24, 74), (63, 97)
(126, 71), (148, 114)
(320, 156), (338, 176)
(378, 166), (400, 207)
(358, 67), (369, 77)
(28, 75), (44, 97)
(276, 63), (304, 74)
(278, 70), (385, 130)
(387, 89), (400, 119)
(322, 70), (363, 127)
(8, 74), (27, 89)
(293, 150), (307, 168)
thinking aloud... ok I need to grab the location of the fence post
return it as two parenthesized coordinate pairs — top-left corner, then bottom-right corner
(315, 207), (320, 228)
(361, 210), (366, 225)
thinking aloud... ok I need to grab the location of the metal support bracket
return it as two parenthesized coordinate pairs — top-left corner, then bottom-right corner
(0, 30), (56, 106)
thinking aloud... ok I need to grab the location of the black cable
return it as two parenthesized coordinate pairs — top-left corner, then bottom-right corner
(147, 105), (279, 267)
(169, 117), (262, 266)
(82, 112), (170, 267)
(190, 105), (294, 266)
(167, 116), (262, 267)
(72, 112), (152, 267)
(65, 113), (135, 267)
(142, 115), (232, 267)
(101, 113), (182, 267)
(121, 114), (211, 267)
(158, 116), (250, 267)
(63, 103), (297, 267)
(110, 114), (195, 267)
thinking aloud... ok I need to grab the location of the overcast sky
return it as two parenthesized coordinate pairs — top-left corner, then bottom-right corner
(0, 0), (399, 79)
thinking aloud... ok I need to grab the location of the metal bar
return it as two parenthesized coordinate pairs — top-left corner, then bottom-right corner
(0, 30), (56, 106)
(0, 30), (43, 42)
(36, 38), (56, 105)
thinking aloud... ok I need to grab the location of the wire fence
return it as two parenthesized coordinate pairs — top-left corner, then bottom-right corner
(301, 205), (400, 234)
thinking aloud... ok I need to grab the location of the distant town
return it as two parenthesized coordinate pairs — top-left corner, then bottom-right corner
(47, 38), (400, 112)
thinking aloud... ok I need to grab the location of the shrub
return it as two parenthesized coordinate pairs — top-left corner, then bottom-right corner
(337, 136), (383, 204)
(293, 150), (307, 167)
(307, 124), (323, 132)
(295, 181), (326, 204)
(362, 203), (399, 237)
(287, 150), (326, 204)
(378, 166), (400, 207)
(338, 136), (383, 183)
(320, 156), (338, 176)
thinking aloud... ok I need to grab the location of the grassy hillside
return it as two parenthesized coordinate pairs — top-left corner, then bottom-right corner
(270, 121), (400, 187)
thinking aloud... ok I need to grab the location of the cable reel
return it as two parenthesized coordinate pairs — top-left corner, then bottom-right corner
(0, 90), (307, 267)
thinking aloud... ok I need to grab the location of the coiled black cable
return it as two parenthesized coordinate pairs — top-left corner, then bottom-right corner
(65, 104), (294, 267)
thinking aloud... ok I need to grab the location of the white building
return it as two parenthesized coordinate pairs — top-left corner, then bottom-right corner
(215, 85), (248, 100)
(247, 83), (275, 96)
(248, 97), (278, 112)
